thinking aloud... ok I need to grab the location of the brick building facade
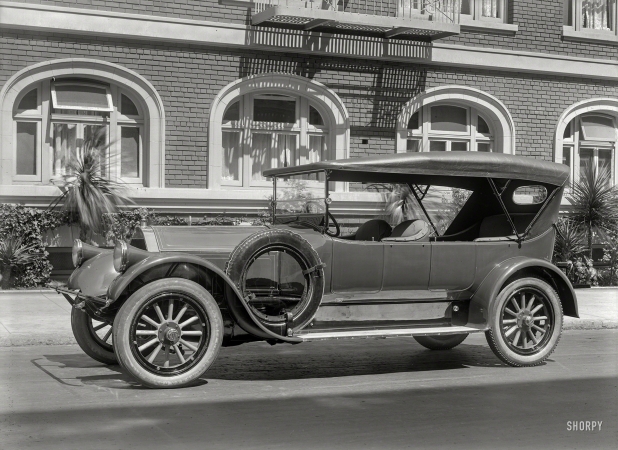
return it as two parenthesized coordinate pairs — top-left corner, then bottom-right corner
(1, 1), (618, 226)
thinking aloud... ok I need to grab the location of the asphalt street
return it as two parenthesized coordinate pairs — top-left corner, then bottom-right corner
(0, 330), (616, 450)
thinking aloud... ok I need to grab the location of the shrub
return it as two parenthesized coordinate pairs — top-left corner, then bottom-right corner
(0, 204), (65, 288)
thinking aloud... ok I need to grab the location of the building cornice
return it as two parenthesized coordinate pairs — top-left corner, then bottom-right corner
(2, 1), (618, 81)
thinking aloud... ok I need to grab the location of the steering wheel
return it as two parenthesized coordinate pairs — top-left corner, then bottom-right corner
(324, 211), (340, 237)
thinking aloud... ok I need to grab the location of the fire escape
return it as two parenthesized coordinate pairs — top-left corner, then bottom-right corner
(223, 0), (461, 40)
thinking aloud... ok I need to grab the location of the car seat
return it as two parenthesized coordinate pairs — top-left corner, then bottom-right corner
(355, 219), (392, 241)
(382, 219), (430, 242)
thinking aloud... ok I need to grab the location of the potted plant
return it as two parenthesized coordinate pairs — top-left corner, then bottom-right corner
(0, 236), (41, 289)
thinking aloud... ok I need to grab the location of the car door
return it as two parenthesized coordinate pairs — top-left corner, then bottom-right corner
(382, 241), (431, 291)
(429, 241), (476, 291)
(331, 240), (383, 293)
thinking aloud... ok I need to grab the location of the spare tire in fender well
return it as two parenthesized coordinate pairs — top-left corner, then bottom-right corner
(226, 228), (325, 336)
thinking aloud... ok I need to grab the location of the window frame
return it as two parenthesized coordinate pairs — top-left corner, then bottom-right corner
(561, 114), (617, 186)
(406, 103), (494, 153)
(564, 0), (618, 36)
(12, 80), (146, 186)
(51, 81), (114, 112)
(13, 87), (42, 182)
(460, 0), (509, 24)
(220, 93), (330, 189)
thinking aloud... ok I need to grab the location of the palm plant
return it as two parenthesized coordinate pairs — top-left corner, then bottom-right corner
(49, 134), (132, 243)
(567, 164), (618, 260)
(553, 217), (587, 263)
(0, 236), (40, 289)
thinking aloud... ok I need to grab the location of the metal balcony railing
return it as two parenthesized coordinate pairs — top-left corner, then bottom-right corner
(254, 0), (461, 24)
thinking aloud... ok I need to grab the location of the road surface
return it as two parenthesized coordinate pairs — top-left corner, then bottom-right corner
(1, 330), (616, 450)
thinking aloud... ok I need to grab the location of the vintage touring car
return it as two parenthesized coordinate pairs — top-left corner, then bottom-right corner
(57, 152), (578, 388)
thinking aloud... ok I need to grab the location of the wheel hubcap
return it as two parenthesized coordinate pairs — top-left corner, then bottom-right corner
(500, 287), (554, 355)
(130, 293), (210, 375)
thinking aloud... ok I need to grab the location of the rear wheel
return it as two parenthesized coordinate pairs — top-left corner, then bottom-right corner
(113, 278), (223, 388)
(486, 277), (563, 367)
(71, 308), (116, 365)
(413, 333), (468, 350)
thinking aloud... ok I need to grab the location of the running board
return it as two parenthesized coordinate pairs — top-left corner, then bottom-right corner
(296, 326), (484, 341)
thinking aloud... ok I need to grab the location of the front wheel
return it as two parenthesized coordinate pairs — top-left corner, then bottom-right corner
(413, 333), (468, 350)
(113, 278), (223, 388)
(71, 308), (117, 365)
(486, 277), (563, 367)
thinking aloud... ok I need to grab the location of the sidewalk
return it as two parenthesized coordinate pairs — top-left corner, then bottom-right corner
(0, 288), (616, 347)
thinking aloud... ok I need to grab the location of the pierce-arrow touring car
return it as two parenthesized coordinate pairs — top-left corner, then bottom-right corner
(56, 152), (577, 388)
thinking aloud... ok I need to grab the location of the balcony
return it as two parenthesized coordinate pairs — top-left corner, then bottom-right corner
(223, 0), (461, 40)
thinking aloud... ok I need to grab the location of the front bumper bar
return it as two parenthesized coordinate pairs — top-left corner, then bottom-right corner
(51, 285), (107, 307)
(50, 285), (114, 322)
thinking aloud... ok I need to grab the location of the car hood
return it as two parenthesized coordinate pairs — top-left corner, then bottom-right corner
(149, 225), (268, 253)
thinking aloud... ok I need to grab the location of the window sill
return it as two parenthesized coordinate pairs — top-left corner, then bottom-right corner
(562, 26), (618, 46)
(460, 19), (518, 36)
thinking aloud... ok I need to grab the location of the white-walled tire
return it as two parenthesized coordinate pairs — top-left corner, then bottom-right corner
(113, 278), (223, 388)
(486, 277), (563, 367)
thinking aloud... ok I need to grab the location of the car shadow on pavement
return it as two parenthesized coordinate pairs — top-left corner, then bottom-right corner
(204, 341), (511, 381)
(36, 339), (528, 388)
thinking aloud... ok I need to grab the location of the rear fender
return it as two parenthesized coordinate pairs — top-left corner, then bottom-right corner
(468, 257), (579, 328)
(107, 254), (301, 343)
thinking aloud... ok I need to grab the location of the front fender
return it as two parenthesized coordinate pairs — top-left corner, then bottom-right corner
(107, 253), (302, 343)
(468, 257), (578, 328)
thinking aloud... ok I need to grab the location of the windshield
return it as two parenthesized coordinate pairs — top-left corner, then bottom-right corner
(273, 176), (327, 217)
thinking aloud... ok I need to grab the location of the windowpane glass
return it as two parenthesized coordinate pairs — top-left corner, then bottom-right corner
(251, 133), (271, 181)
(223, 101), (240, 121)
(121, 126), (140, 178)
(254, 98), (295, 123)
(482, 0), (499, 18)
(562, 146), (572, 167)
(430, 141), (447, 151)
(308, 135), (324, 163)
(582, 0), (612, 30)
(407, 111), (419, 130)
(120, 94), (139, 116)
(53, 123), (77, 175)
(451, 141), (468, 151)
(406, 139), (420, 152)
(306, 135), (325, 181)
(16, 122), (37, 175)
(309, 106), (324, 126)
(222, 131), (241, 182)
(580, 115), (616, 140)
(460, 0), (471, 14)
(430, 105), (467, 132)
(277, 134), (297, 168)
(477, 142), (492, 152)
(17, 89), (38, 111)
(477, 115), (490, 134)
(598, 148), (612, 172)
(53, 84), (111, 110)
(580, 148), (594, 174)
(85, 125), (109, 177)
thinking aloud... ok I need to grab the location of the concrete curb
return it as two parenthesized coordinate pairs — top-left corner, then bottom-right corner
(1, 320), (615, 347)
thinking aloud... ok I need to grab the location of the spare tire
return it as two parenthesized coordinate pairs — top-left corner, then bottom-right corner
(226, 229), (324, 333)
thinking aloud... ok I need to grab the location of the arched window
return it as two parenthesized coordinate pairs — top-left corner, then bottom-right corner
(405, 103), (494, 153)
(397, 86), (515, 155)
(16, 80), (145, 184)
(209, 74), (350, 190)
(562, 114), (616, 184)
(220, 94), (329, 187)
(3, 59), (165, 187)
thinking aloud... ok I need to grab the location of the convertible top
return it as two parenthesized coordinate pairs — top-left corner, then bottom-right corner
(263, 152), (570, 187)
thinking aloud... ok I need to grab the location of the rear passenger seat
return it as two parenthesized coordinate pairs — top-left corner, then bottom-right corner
(475, 213), (536, 241)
